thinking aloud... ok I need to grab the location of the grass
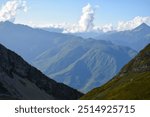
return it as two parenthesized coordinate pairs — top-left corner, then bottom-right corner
(81, 72), (150, 100)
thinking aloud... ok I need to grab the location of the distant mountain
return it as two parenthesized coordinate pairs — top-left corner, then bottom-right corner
(96, 23), (150, 51)
(42, 27), (64, 33)
(41, 27), (103, 39)
(0, 21), (71, 62)
(0, 43), (83, 100)
(67, 32), (104, 39)
(133, 23), (150, 32)
(81, 44), (150, 100)
(33, 39), (136, 93)
(0, 21), (136, 93)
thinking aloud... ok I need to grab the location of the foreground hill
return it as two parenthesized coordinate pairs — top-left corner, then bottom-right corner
(81, 44), (150, 100)
(0, 43), (83, 100)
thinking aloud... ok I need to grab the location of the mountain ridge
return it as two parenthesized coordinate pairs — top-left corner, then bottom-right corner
(33, 38), (136, 92)
(96, 23), (150, 51)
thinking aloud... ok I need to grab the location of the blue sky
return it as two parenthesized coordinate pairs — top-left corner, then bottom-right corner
(0, 0), (149, 25)
(0, 0), (150, 31)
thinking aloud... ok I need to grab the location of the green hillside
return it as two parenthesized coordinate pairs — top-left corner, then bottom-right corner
(81, 44), (150, 100)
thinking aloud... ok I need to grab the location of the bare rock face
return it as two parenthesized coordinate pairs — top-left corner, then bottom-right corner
(0, 43), (83, 100)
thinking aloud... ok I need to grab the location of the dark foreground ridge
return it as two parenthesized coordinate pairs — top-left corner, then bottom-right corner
(81, 44), (150, 100)
(0, 43), (83, 100)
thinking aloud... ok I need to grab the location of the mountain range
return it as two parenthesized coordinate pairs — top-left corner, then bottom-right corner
(96, 23), (150, 51)
(81, 44), (150, 100)
(43, 23), (150, 52)
(33, 39), (136, 92)
(0, 43), (83, 100)
(0, 21), (137, 93)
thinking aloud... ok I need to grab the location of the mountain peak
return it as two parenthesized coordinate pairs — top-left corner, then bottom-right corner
(133, 23), (150, 31)
(138, 23), (149, 28)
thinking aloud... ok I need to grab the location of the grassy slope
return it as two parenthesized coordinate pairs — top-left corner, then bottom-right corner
(81, 44), (150, 100)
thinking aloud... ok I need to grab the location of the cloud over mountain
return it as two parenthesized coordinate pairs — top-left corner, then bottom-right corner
(78, 3), (95, 32)
(65, 16), (150, 33)
(117, 16), (150, 31)
(39, 16), (150, 33)
(23, 3), (150, 33)
(0, 0), (27, 22)
(64, 4), (96, 33)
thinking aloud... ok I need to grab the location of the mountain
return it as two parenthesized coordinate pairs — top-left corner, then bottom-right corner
(0, 21), (72, 62)
(81, 44), (150, 100)
(133, 23), (150, 32)
(33, 39), (136, 93)
(96, 23), (150, 51)
(67, 32), (104, 39)
(0, 21), (136, 93)
(42, 27), (64, 33)
(0, 43), (83, 100)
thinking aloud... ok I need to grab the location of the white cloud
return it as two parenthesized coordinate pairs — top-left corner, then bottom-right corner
(99, 24), (114, 32)
(78, 3), (95, 32)
(64, 3), (96, 33)
(0, 0), (27, 22)
(19, 2), (149, 33)
(117, 16), (150, 31)
(33, 16), (150, 33)
(21, 3), (114, 33)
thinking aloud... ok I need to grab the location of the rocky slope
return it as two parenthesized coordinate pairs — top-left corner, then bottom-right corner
(0, 43), (83, 100)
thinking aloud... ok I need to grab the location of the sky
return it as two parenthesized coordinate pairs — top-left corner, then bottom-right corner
(0, 0), (150, 32)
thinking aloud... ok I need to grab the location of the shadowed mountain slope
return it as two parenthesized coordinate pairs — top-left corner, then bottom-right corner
(0, 43), (83, 100)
